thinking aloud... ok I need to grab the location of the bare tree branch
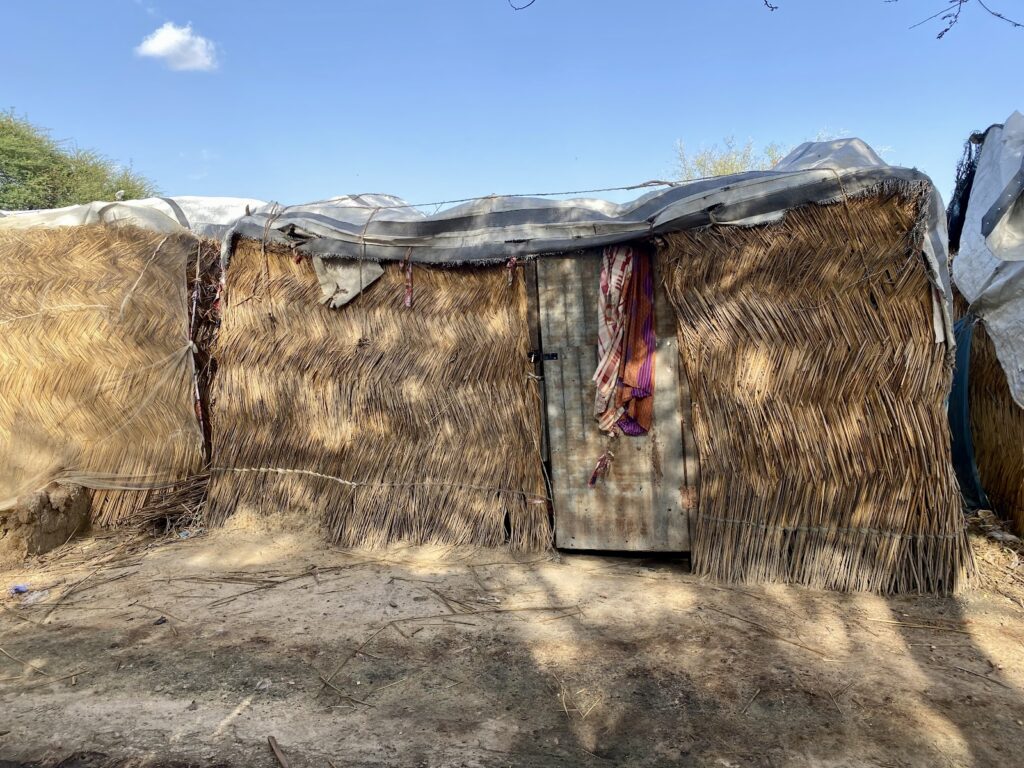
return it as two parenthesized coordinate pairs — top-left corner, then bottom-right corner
(976, 0), (1024, 28)
(768, 0), (1022, 37)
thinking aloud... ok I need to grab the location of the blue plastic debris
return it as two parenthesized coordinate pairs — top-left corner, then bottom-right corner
(9, 584), (29, 596)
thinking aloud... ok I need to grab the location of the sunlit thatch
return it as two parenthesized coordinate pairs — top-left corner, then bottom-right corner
(206, 239), (550, 549)
(661, 190), (970, 593)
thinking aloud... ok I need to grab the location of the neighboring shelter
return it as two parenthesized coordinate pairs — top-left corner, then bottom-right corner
(0, 197), (261, 527)
(948, 111), (1024, 535)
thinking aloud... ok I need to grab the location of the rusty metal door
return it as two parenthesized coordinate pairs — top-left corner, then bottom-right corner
(535, 251), (696, 551)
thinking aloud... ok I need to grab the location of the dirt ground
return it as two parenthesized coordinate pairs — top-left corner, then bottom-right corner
(2, 523), (1024, 768)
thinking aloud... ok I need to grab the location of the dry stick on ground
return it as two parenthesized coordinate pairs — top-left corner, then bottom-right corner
(702, 606), (832, 659)
(320, 605), (579, 691)
(40, 539), (138, 624)
(367, 671), (424, 698)
(0, 646), (51, 677)
(267, 736), (292, 768)
(828, 689), (844, 716)
(207, 562), (369, 608)
(134, 603), (189, 623)
(740, 688), (761, 715)
(0, 604), (44, 628)
(944, 664), (1013, 690)
(318, 675), (375, 708)
(862, 618), (972, 634)
(20, 668), (87, 692)
(41, 566), (101, 623)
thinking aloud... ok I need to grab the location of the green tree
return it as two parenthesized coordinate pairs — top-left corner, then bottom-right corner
(0, 112), (155, 210)
(675, 136), (786, 181)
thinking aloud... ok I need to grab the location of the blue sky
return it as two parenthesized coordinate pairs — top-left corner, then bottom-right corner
(2, 1), (1020, 206)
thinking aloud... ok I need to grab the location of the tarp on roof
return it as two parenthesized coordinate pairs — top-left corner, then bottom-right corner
(224, 139), (953, 348)
(0, 195), (268, 239)
(952, 111), (1024, 406)
(0, 139), (953, 347)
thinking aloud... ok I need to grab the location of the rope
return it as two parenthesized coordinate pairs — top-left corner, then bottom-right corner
(698, 514), (964, 541)
(259, 179), (683, 216)
(211, 465), (551, 503)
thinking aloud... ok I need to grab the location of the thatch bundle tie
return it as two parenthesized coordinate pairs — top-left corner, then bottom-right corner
(401, 247), (414, 308)
(698, 515), (963, 541)
(211, 466), (551, 503)
(105, 343), (194, 382)
(260, 205), (284, 299)
(119, 235), (169, 322)
(0, 303), (109, 326)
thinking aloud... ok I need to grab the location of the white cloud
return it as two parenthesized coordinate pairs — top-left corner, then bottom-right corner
(135, 22), (218, 71)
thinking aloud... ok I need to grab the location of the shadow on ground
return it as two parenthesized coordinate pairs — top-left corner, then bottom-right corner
(1, 532), (1022, 767)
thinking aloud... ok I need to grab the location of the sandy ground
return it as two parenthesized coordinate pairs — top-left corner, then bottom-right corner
(1, 525), (1024, 768)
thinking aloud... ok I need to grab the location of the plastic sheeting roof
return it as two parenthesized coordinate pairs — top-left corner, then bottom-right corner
(952, 111), (1024, 406)
(0, 196), (267, 240)
(0, 138), (952, 346)
(227, 140), (944, 264)
(221, 138), (952, 346)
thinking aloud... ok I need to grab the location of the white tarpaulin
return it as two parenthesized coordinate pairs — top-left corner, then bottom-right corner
(0, 195), (268, 239)
(952, 111), (1024, 406)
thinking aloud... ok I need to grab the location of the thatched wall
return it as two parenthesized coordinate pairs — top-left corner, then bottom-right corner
(0, 225), (206, 524)
(958, 307), (1024, 535)
(206, 239), (550, 549)
(661, 191), (970, 593)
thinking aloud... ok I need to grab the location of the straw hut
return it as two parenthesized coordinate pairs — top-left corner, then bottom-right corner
(0, 198), (257, 530)
(205, 140), (967, 592)
(948, 111), (1024, 535)
(0, 142), (970, 592)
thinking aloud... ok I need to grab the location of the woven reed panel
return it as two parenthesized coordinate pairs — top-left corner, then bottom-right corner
(662, 192), (971, 593)
(207, 240), (550, 549)
(965, 317), (1024, 534)
(0, 225), (205, 520)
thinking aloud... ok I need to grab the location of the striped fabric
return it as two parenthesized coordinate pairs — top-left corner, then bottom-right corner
(593, 245), (655, 436)
(593, 245), (634, 428)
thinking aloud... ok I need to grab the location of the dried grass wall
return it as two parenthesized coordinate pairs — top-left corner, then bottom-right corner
(661, 192), (970, 593)
(0, 225), (206, 524)
(206, 239), (550, 549)
(960, 309), (1024, 534)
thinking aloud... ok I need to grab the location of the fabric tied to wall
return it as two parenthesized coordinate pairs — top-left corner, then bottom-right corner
(312, 256), (385, 309)
(592, 245), (656, 436)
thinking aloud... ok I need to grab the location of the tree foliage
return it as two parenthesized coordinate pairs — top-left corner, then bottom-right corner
(0, 112), (156, 210)
(675, 137), (786, 181)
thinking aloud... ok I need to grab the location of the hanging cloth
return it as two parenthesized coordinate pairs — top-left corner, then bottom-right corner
(592, 245), (656, 436)
(614, 249), (656, 435)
